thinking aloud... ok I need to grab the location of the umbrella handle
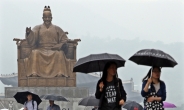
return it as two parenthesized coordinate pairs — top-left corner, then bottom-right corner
(98, 61), (102, 78)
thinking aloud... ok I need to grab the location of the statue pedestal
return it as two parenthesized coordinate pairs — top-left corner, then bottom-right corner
(5, 87), (88, 98)
(4, 87), (89, 110)
(18, 76), (76, 87)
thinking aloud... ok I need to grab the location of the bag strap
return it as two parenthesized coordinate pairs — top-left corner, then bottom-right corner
(117, 79), (121, 97)
(24, 101), (27, 106)
(32, 100), (34, 109)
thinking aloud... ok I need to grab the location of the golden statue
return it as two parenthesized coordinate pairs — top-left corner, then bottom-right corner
(13, 6), (80, 87)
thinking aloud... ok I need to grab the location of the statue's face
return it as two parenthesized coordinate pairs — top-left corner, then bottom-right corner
(42, 11), (52, 25)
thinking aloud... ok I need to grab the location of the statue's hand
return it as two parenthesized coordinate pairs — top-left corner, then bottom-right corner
(51, 43), (65, 51)
(26, 27), (31, 35)
(51, 46), (60, 50)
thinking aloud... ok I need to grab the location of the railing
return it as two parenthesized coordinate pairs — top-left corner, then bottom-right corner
(0, 73), (18, 78)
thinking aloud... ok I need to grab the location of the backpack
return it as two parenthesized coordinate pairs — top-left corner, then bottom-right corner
(25, 100), (38, 110)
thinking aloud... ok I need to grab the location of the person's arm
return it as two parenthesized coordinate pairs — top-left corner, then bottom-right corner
(46, 106), (50, 110)
(57, 26), (68, 43)
(25, 25), (40, 47)
(156, 82), (166, 101)
(33, 101), (37, 110)
(119, 79), (127, 102)
(51, 26), (68, 51)
(24, 102), (27, 110)
(147, 82), (166, 102)
(143, 78), (152, 92)
(57, 105), (61, 110)
(95, 80), (103, 99)
(154, 97), (162, 101)
(141, 80), (150, 97)
(118, 79), (126, 105)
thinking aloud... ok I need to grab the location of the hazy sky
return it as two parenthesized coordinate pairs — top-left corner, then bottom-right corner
(0, 0), (184, 43)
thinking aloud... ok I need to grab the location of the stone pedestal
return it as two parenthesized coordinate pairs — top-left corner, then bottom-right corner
(5, 87), (89, 98)
(18, 76), (76, 87)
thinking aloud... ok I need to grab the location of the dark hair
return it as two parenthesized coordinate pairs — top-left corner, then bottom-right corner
(142, 66), (161, 82)
(27, 93), (32, 97)
(101, 61), (118, 82)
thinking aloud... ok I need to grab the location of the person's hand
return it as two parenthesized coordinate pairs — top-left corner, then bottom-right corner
(24, 107), (27, 110)
(147, 96), (155, 102)
(147, 78), (152, 84)
(119, 99), (125, 105)
(26, 27), (31, 35)
(99, 82), (104, 92)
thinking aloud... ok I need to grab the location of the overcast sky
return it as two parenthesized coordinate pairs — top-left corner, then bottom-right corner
(0, 0), (184, 44)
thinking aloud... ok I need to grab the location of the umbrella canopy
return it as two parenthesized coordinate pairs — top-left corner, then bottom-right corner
(73, 53), (126, 73)
(122, 101), (143, 110)
(14, 91), (42, 105)
(78, 96), (99, 106)
(40, 94), (69, 102)
(129, 49), (177, 67)
(163, 102), (176, 108)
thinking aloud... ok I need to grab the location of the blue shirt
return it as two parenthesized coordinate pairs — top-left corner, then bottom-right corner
(47, 104), (60, 110)
(141, 80), (166, 109)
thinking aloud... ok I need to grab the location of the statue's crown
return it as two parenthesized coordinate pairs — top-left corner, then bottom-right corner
(43, 6), (51, 12)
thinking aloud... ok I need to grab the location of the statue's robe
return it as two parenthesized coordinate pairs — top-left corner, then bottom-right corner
(24, 23), (69, 78)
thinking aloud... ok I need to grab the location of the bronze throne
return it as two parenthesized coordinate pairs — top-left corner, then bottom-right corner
(13, 33), (80, 87)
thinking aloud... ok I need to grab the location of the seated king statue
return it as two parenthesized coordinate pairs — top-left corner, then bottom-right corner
(24, 6), (69, 78)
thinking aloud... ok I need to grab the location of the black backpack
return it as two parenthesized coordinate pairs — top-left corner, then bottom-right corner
(25, 100), (38, 110)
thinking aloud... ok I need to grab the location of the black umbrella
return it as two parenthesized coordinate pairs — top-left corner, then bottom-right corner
(73, 53), (126, 73)
(122, 100), (143, 110)
(14, 91), (42, 105)
(40, 94), (69, 102)
(129, 49), (177, 67)
(78, 96), (99, 106)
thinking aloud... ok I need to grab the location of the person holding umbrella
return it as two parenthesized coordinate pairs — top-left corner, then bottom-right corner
(141, 66), (166, 110)
(47, 100), (60, 110)
(41, 94), (69, 110)
(14, 91), (42, 110)
(128, 49), (178, 110)
(24, 93), (38, 110)
(95, 61), (127, 110)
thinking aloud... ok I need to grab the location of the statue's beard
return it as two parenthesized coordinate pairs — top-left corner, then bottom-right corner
(44, 21), (51, 25)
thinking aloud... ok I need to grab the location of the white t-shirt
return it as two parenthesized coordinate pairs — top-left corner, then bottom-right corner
(153, 82), (160, 93)
(24, 100), (37, 110)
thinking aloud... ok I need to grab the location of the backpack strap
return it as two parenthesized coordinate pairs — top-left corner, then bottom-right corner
(117, 78), (121, 97)
(32, 100), (34, 109)
(24, 101), (28, 106)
